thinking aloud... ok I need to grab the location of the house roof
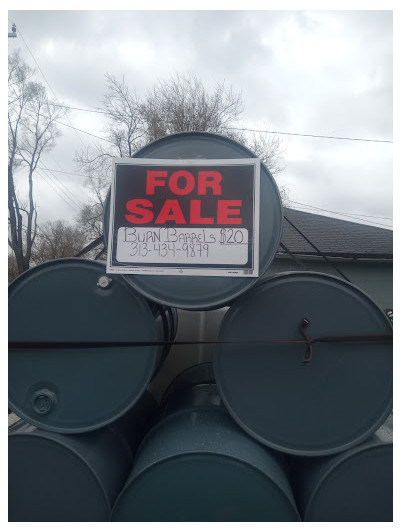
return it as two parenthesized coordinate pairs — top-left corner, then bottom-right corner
(279, 207), (393, 260)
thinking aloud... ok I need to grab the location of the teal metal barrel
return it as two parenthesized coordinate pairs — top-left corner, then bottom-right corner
(214, 272), (393, 456)
(8, 392), (157, 522)
(290, 415), (393, 521)
(111, 364), (300, 522)
(8, 258), (174, 433)
(9, 428), (130, 522)
(103, 131), (283, 310)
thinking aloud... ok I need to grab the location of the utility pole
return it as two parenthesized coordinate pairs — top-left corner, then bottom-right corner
(9, 23), (17, 38)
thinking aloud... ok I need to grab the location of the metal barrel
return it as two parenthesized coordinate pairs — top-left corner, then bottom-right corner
(8, 391), (157, 522)
(9, 427), (130, 522)
(8, 257), (175, 433)
(214, 272), (393, 456)
(290, 415), (393, 521)
(103, 131), (283, 310)
(111, 364), (300, 522)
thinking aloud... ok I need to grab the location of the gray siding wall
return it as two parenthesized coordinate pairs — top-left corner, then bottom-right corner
(265, 257), (393, 310)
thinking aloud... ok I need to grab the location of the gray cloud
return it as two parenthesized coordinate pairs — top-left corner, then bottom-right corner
(8, 9), (393, 228)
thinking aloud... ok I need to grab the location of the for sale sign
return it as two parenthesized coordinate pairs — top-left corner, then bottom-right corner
(106, 158), (260, 277)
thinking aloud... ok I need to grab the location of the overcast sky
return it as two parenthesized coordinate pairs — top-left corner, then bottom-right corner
(7, 6), (394, 230)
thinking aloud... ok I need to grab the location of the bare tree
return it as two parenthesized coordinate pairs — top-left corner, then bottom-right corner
(140, 74), (285, 174)
(76, 203), (104, 243)
(75, 75), (146, 177)
(75, 72), (287, 244)
(102, 74), (147, 157)
(141, 74), (244, 141)
(31, 220), (87, 265)
(245, 129), (285, 177)
(74, 74), (147, 247)
(8, 50), (68, 274)
(8, 253), (19, 284)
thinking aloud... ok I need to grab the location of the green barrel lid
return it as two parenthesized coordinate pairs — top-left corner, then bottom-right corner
(214, 272), (393, 456)
(8, 258), (163, 433)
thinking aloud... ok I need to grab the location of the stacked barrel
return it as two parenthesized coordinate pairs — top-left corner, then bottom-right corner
(8, 258), (176, 521)
(8, 133), (393, 521)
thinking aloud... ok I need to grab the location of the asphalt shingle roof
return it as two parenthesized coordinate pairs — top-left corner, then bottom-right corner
(279, 208), (393, 259)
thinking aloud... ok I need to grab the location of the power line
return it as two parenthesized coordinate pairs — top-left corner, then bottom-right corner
(39, 166), (85, 211)
(54, 120), (114, 144)
(43, 156), (87, 207)
(53, 101), (393, 144)
(36, 169), (80, 214)
(288, 204), (392, 229)
(33, 111), (114, 145)
(50, 103), (108, 115)
(328, 210), (392, 221)
(288, 201), (393, 228)
(37, 169), (81, 212)
(284, 215), (353, 283)
(222, 126), (393, 144)
(38, 166), (89, 179)
(52, 115), (393, 150)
